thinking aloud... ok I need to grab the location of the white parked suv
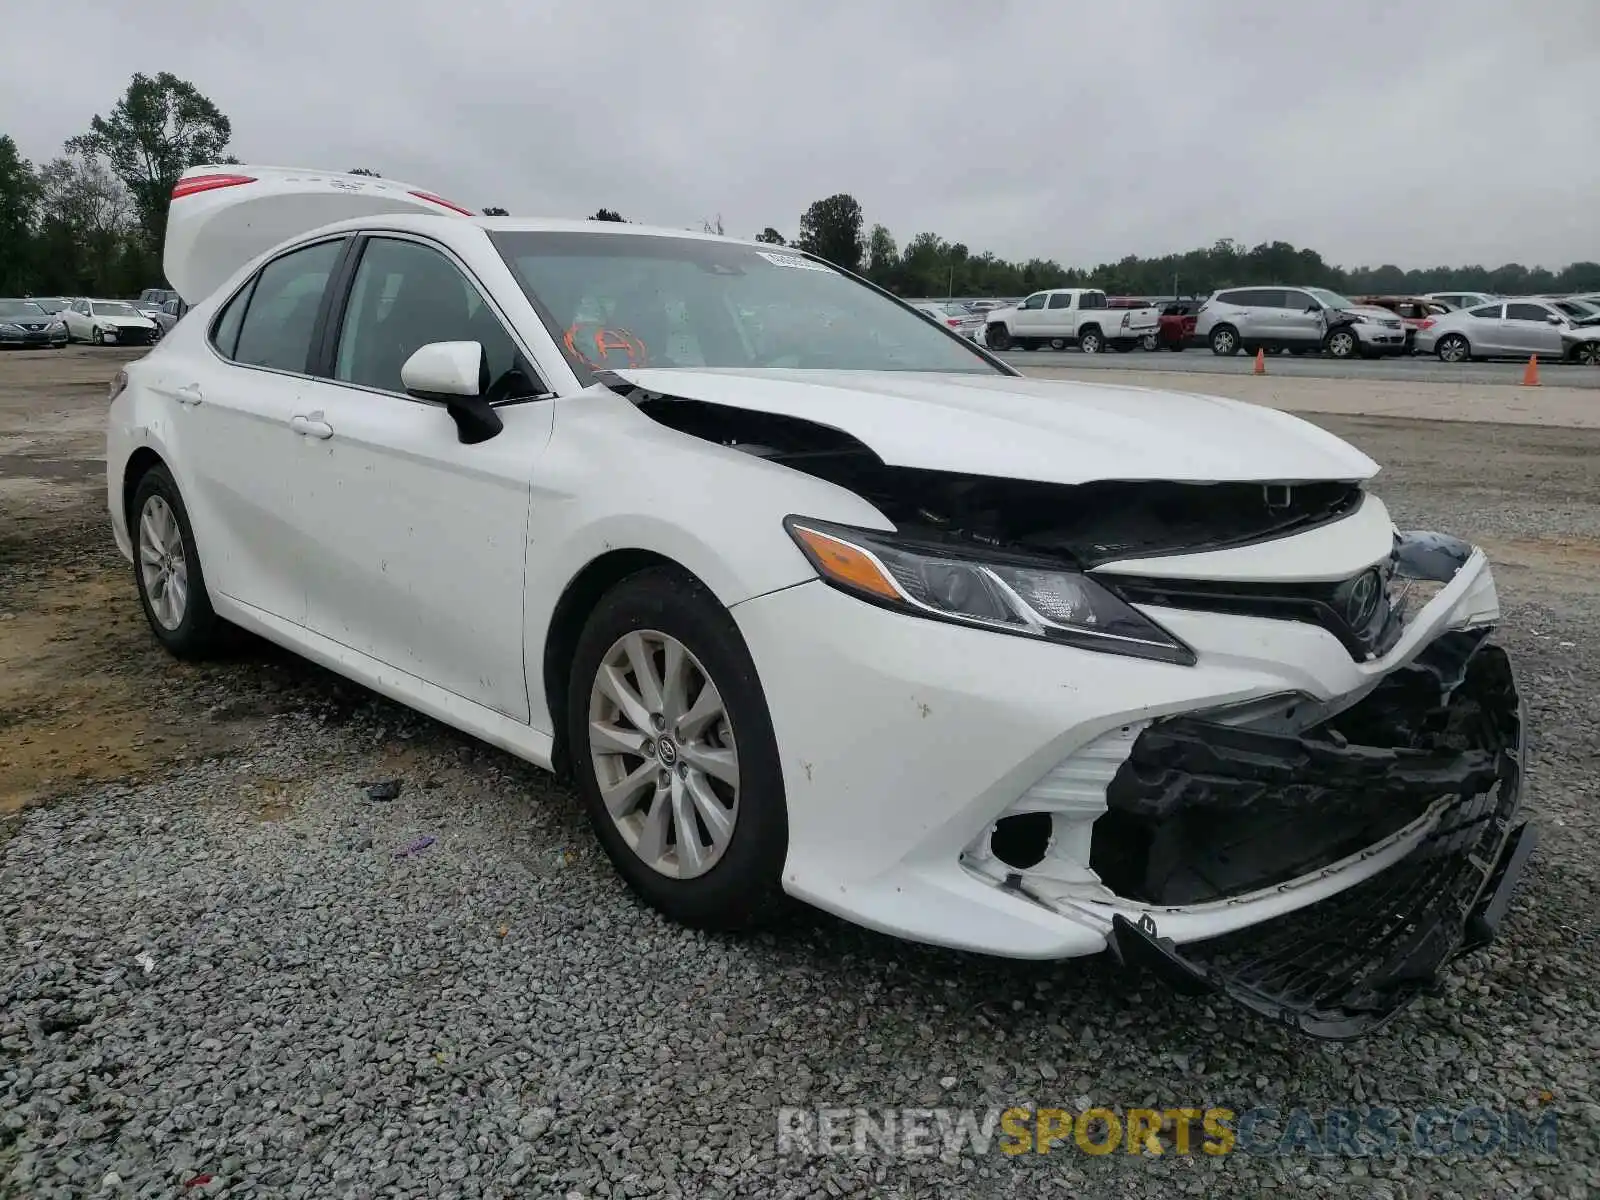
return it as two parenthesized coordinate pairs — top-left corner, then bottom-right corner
(104, 165), (1535, 1039)
(983, 288), (1157, 354)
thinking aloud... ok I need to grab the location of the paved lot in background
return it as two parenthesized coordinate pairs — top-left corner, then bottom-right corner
(3, 346), (1597, 1198)
(1017, 364), (1600, 429)
(999, 347), (1600, 389)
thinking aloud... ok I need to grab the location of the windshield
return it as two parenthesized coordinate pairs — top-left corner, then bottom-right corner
(1307, 288), (1356, 310)
(91, 302), (139, 317)
(0, 301), (48, 320)
(490, 232), (1002, 378)
(33, 298), (66, 313)
(939, 304), (971, 317)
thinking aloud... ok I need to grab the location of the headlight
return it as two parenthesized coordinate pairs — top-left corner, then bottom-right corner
(784, 517), (1195, 665)
(47, 320), (65, 331)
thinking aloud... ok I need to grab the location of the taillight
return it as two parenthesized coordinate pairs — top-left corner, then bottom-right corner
(1418, 319), (1435, 331)
(108, 370), (128, 402)
(171, 173), (256, 199)
(408, 190), (475, 216)
(946, 318), (963, 327)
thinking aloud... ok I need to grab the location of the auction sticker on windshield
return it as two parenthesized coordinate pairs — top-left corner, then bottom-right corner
(757, 251), (834, 272)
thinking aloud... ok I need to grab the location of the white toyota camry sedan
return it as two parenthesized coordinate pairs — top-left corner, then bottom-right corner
(106, 166), (1534, 1038)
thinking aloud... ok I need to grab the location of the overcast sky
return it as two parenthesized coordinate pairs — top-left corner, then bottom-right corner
(5, 0), (1596, 270)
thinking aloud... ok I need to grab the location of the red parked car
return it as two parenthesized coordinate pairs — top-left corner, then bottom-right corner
(1156, 300), (1203, 351)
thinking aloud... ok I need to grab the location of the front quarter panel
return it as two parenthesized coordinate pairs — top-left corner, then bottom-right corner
(521, 386), (895, 736)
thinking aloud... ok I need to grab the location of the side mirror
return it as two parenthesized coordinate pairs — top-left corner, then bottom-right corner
(1547, 314), (1565, 325)
(1305, 303), (1322, 313)
(401, 341), (504, 444)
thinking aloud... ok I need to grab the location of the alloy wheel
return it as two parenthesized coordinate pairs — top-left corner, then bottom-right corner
(137, 494), (188, 630)
(588, 630), (740, 880)
(1080, 331), (1102, 354)
(1439, 336), (1468, 364)
(1329, 331), (1356, 358)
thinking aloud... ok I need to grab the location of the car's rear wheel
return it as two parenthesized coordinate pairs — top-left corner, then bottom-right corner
(129, 464), (229, 659)
(1209, 325), (1239, 356)
(1078, 328), (1104, 354)
(1436, 334), (1470, 364)
(568, 567), (788, 931)
(1141, 333), (1158, 351)
(985, 324), (1012, 351)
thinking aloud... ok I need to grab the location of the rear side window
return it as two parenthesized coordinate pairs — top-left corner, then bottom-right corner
(1214, 290), (1246, 306)
(1079, 292), (1107, 310)
(1046, 293), (1074, 310)
(209, 280), (255, 359)
(233, 239), (344, 373)
(1505, 302), (1550, 323)
(1469, 303), (1503, 319)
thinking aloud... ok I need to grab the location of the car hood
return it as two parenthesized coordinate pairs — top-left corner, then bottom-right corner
(95, 314), (157, 328)
(611, 367), (1378, 485)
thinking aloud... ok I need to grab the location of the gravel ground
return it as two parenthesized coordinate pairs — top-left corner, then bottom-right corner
(2, 349), (1598, 1197)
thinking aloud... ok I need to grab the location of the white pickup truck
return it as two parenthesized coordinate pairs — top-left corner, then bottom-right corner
(982, 288), (1158, 354)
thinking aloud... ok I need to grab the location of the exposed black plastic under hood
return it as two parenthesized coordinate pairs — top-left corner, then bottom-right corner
(626, 394), (1364, 568)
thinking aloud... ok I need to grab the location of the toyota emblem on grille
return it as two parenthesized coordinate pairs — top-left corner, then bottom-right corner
(1344, 569), (1381, 626)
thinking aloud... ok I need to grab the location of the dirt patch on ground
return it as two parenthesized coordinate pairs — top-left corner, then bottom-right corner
(0, 347), (379, 814)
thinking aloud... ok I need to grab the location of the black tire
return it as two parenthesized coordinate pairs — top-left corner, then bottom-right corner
(566, 566), (789, 931)
(1209, 325), (1240, 356)
(1436, 333), (1470, 364)
(1325, 327), (1359, 359)
(1574, 340), (1600, 366)
(985, 324), (1012, 351)
(1047, 337), (1066, 351)
(128, 463), (230, 659)
(1078, 326), (1103, 354)
(1141, 333), (1158, 351)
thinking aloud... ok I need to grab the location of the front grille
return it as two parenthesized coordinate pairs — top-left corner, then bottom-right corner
(1102, 559), (1404, 661)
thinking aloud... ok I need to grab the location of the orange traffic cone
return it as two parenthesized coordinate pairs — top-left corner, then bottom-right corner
(1522, 355), (1540, 386)
(1253, 347), (1266, 375)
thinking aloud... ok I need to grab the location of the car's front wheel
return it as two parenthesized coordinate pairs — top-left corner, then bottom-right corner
(129, 464), (229, 658)
(568, 567), (788, 930)
(984, 324), (1012, 351)
(1326, 328), (1359, 359)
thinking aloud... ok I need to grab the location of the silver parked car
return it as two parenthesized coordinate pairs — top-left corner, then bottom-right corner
(1414, 297), (1589, 363)
(1194, 286), (1407, 358)
(910, 301), (983, 341)
(1423, 291), (1498, 310)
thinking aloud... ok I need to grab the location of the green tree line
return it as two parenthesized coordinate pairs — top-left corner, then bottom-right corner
(5, 80), (1596, 303)
(785, 192), (1600, 300)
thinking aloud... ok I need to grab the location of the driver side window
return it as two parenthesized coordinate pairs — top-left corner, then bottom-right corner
(1021, 294), (1046, 311)
(332, 237), (541, 400)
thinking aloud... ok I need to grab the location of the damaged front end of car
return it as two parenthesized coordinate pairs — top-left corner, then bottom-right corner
(979, 533), (1533, 1039)
(605, 374), (1534, 1039)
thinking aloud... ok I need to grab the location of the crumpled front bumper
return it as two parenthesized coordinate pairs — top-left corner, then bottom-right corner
(1107, 634), (1533, 1039)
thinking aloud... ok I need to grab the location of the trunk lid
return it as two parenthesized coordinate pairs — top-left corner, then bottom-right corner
(164, 165), (476, 304)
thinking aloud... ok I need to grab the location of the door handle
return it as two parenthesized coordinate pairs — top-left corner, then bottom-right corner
(175, 383), (203, 406)
(290, 413), (334, 440)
